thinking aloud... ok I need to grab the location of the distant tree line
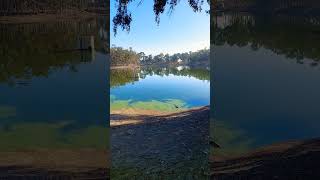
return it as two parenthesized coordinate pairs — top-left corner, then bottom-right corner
(0, 0), (107, 15)
(140, 49), (210, 68)
(213, 0), (320, 14)
(110, 46), (140, 67)
(110, 47), (209, 68)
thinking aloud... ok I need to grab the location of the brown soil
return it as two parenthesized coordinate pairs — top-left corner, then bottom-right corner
(111, 106), (210, 178)
(0, 149), (109, 179)
(211, 138), (320, 180)
(110, 108), (188, 127)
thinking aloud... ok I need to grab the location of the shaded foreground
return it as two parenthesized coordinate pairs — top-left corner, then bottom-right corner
(111, 106), (210, 179)
(211, 138), (320, 180)
(0, 149), (109, 179)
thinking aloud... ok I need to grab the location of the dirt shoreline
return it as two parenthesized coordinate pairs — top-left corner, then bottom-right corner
(211, 138), (320, 179)
(111, 106), (210, 178)
(0, 148), (109, 179)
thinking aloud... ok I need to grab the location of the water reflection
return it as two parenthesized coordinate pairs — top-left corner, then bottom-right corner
(111, 67), (210, 88)
(110, 66), (210, 179)
(212, 12), (320, 179)
(0, 16), (109, 178)
(110, 67), (210, 112)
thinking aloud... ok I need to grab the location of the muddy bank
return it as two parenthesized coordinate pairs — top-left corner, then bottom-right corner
(211, 138), (320, 180)
(111, 106), (210, 179)
(0, 149), (109, 179)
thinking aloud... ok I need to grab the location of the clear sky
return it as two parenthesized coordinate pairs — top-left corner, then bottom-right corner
(110, 0), (210, 55)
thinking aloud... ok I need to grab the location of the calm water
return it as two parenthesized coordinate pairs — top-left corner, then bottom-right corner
(110, 67), (210, 112)
(213, 13), (320, 156)
(0, 17), (109, 150)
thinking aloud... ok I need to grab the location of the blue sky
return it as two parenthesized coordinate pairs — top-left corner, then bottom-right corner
(110, 0), (210, 55)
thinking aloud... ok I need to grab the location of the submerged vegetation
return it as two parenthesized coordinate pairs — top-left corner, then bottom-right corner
(110, 95), (188, 112)
(211, 119), (255, 157)
(0, 106), (16, 119)
(0, 122), (108, 151)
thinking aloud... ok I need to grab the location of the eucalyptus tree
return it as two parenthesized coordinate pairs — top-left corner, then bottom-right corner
(112, 0), (210, 34)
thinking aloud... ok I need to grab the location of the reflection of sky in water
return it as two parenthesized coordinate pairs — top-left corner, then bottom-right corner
(0, 53), (108, 125)
(213, 44), (320, 150)
(111, 74), (210, 108)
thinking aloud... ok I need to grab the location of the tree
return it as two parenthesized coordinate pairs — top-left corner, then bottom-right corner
(112, 0), (210, 34)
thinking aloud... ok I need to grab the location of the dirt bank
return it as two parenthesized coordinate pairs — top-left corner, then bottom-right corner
(111, 106), (210, 179)
(211, 138), (320, 180)
(0, 149), (109, 179)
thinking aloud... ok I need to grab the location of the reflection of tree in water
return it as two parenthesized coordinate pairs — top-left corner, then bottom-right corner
(213, 13), (320, 66)
(140, 67), (210, 81)
(110, 68), (140, 88)
(110, 67), (209, 88)
(0, 18), (108, 86)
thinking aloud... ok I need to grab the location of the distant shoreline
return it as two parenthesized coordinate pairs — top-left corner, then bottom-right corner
(110, 65), (140, 69)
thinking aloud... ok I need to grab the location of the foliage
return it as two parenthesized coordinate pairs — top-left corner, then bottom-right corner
(0, 0), (107, 15)
(112, 0), (210, 34)
(140, 49), (210, 68)
(110, 46), (140, 66)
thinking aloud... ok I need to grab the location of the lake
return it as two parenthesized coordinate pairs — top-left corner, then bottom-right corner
(0, 16), (109, 150)
(110, 67), (210, 113)
(110, 66), (210, 179)
(212, 13), (320, 157)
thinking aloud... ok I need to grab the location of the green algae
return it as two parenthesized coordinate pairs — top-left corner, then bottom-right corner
(0, 122), (108, 151)
(110, 95), (189, 112)
(0, 106), (16, 119)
